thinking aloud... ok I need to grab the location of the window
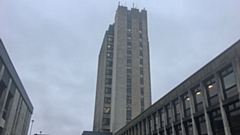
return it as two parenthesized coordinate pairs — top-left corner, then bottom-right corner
(139, 42), (143, 47)
(182, 93), (191, 117)
(225, 101), (240, 134)
(106, 69), (112, 75)
(104, 97), (111, 104)
(195, 115), (207, 135)
(204, 77), (219, 106)
(107, 53), (113, 58)
(175, 124), (182, 135)
(103, 107), (110, 114)
(173, 99), (180, 122)
(140, 77), (144, 84)
(192, 85), (203, 112)
(184, 121), (193, 135)
(167, 128), (173, 135)
(127, 78), (131, 87)
(107, 45), (113, 50)
(140, 67), (143, 75)
(127, 97), (132, 105)
(103, 118), (110, 125)
(105, 78), (112, 84)
(159, 109), (164, 128)
(126, 110), (132, 120)
(140, 87), (144, 95)
(166, 104), (172, 125)
(105, 87), (111, 94)
(127, 42), (132, 45)
(220, 65), (237, 98)
(127, 21), (131, 29)
(210, 109), (225, 135)
(127, 59), (131, 64)
(127, 68), (131, 74)
(2, 93), (13, 120)
(140, 59), (143, 65)
(127, 88), (131, 96)
(106, 61), (112, 67)
(107, 37), (113, 42)
(139, 34), (142, 39)
(127, 33), (131, 37)
(141, 98), (144, 106)
(140, 50), (143, 56)
(127, 50), (132, 58)
(0, 81), (7, 98)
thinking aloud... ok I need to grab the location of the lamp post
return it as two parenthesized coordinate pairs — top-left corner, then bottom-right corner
(29, 120), (34, 135)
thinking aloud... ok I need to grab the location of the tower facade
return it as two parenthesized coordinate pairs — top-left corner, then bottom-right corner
(93, 6), (151, 133)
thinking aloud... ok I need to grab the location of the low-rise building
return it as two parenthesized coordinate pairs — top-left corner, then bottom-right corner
(0, 39), (33, 135)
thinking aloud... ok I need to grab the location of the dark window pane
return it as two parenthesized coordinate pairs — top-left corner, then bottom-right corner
(104, 97), (111, 104)
(126, 110), (132, 120)
(140, 87), (144, 95)
(103, 118), (110, 125)
(105, 87), (111, 94)
(127, 97), (132, 105)
(105, 78), (112, 84)
(140, 77), (144, 84)
(106, 69), (112, 75)
(106, 61), (112, 67)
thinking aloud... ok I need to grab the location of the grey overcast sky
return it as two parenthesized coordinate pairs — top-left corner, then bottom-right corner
(1, 0), (240, 135)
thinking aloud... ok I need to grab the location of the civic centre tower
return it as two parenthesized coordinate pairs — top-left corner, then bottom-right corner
(93, 6), (151, 133)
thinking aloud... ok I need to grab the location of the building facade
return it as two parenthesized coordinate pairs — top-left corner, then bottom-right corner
(0, 39), (33, 135)
(115, 39), (240, 135)
(93, 6), (151, 133)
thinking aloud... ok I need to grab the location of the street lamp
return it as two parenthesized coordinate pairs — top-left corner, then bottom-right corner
(29, 120), (34, 135)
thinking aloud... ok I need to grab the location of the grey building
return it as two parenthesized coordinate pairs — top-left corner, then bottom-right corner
(115, 39), (240, 135)
(0, 39), (33, 135)
(93, 6), (151, 133)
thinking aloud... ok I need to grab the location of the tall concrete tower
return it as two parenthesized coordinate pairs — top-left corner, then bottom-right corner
(93, 6), (151, 133)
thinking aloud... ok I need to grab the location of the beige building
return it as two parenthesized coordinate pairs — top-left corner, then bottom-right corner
(93, 6), (151, 133)
(0, 39), (33, 135)
(115, 39), (240, 135)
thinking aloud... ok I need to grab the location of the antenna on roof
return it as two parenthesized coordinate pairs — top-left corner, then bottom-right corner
(118, 1), (120, 6)
(133, 3), (134, 8)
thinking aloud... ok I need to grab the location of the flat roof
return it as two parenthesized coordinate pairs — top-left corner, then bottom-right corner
(0, 39), (33, 113)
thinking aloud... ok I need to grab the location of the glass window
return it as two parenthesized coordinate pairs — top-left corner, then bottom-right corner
(107, 53), (113, 58)
(127, 59), (131, 64)
(141, 98), (144, 106)
(140, 50), (143, 56)
(127, 33), (132, 37)
(127, 42), (132, 45)
(196, 115), (207, 135)
(127, 78), (131, 87)
(140, 87), (144, 95)
(174, 99), (180, 122)
(106, 69), (112, 75)
(105, 78), (112, 84)
(107, 45), (113, 50)
(105, 87), (111, 94)
(2, 93), (13, 120)
(192, 85), (203, 112)
(140, 67), (143, 75)
(127, 97), (132, 105)
(127, 21), (131, 29)
(175, 124), (182, 135)
(126, 110), (132, 120)
(140, 42), (143, 47)
(204, 77), (219, 106)
(182, 93), (191, 117)
(107, 37), (113, 42)
(127, 88), (131, 96)
(139, 34), (143, 39)
(166, 104), (172, 125)
(209, 109), (225, 135)
(103, 107), (110, 114)
(106, 61), (112, 67)
(167, 128), (173, 135)
(140, 59), (143, 65)
(0, 81), (7, 98)
(127, 68), (131, 74)
(104, 97), (111, 104)
(220, 65), (237, 98)
(103, 118), (110, 125)
(140, 77), (144, 84)
(159, 109), (164, 128)
(225, 101), (240, 134)
(184, 121), (193, 135)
